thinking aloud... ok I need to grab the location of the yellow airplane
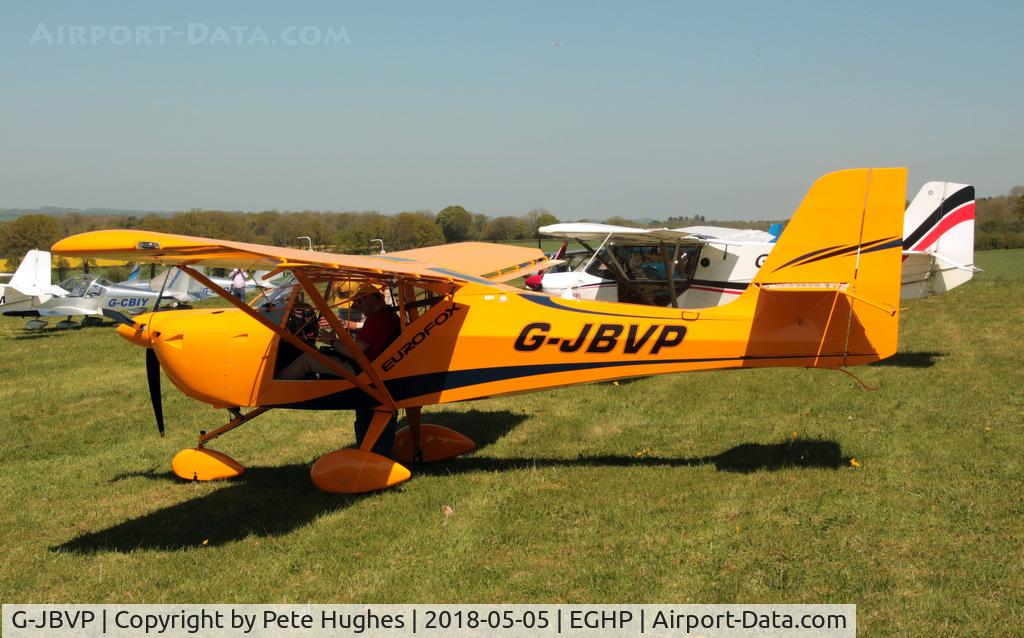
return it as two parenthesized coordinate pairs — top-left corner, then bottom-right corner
(52, 168), (906, 494)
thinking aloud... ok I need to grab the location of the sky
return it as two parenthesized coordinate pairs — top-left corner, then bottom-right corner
(1, 1), (1021, 220)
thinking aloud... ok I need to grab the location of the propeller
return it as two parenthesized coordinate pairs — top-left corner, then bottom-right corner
(146, 348), (165, 437)
(101, 308), (134, 326)
(101, 308), (164, 435)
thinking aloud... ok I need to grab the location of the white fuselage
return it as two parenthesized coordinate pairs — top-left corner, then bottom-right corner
(540, 182), (975, 308)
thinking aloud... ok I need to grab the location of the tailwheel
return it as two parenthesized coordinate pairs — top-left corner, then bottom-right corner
(392, 424), (475, 464)
(171, 447), (245, 481)
(310, 449), (411, 493)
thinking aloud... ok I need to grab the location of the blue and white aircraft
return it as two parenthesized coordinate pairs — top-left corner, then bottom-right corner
(4, 270), (194, 330)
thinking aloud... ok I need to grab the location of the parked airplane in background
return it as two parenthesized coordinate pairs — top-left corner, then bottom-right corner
(1, 249), (287, 329)
(531, 182), (976, 308)
(121, 265), (282, 302)
(0, 250), (68, 315)
(3, 268), (197, 329)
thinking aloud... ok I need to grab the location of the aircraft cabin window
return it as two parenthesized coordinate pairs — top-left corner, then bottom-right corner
(85, 277), (112, 298)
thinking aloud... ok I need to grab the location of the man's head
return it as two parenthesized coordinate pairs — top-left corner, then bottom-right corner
(352, 283), (385, 313)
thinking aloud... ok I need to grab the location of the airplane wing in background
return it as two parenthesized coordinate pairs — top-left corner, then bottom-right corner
(538, 223), (706, 246)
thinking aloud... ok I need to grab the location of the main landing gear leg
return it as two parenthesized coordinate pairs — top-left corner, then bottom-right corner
(392, 407), (476, 464)
(310, 409), (412, 494)
(170, 407), (270, 481)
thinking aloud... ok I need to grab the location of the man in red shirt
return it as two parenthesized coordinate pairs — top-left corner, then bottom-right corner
(318, 287), (400, 365)
(280, 283), (401, 455)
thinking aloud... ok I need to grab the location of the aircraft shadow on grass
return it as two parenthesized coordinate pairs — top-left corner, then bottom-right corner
(10, 321), (120, 339)
(53, 410), (851, 554)
(870, 350), (945, 368)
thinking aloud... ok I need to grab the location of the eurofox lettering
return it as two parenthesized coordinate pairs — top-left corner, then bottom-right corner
(514, 322), (686, 355)
(381, 304), (462, 372)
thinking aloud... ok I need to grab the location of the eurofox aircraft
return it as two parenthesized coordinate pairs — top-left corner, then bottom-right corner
(53, 168), (906, 494)
(534, 181), (976, 308)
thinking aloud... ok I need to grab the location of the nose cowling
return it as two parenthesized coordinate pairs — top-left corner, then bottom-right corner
(117, 311), (156, 347)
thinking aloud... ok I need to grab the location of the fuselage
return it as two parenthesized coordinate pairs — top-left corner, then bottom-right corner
(125, 280), (883, 413)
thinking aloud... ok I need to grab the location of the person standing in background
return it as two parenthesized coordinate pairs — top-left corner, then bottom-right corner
(230, 268), (246, 301)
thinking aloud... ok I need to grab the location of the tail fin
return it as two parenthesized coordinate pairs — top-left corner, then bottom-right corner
(901, 181), (975, 298)
(1, 250), (67, 307)
(746, 168), (906, 366)
(9, 249), (50, 292)
(125, 263), (142, 281)
(148, 266), (199, 302)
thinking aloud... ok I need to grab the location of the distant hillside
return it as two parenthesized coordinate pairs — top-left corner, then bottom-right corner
(0, 207), (172, 221)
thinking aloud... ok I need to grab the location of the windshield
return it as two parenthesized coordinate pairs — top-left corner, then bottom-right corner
(258, 274), (298, 307)
(57, 274), (113, 297)
(255, 274), (299, 326)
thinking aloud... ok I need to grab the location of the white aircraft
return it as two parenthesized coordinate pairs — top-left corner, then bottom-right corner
(3, 267), (197, 330)
(119, 265), (281, 303)
(2, 251), (281, 329)
(532, 181), (976, 307)
(0, 250), (68, 314)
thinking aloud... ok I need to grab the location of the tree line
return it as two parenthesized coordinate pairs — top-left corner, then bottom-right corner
(1, 188), (1021, 267)
(975, 187), (1024, 249)
(0, 205), (560, 265)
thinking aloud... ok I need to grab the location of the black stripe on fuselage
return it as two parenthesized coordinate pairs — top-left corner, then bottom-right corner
(690, 279), (750, 291)
(280, 352), (880, 411)
(520, 293), (674, 319)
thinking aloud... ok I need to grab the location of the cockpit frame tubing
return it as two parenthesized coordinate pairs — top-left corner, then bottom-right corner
(178, 265), (387, 404)
(292, 270), (398, 411)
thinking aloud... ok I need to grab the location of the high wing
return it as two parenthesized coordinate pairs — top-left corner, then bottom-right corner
(52, 230), (552, 286)
(538, 222), (705, 246)
(672, 225), (777, 243)
(387, 242), (552, 282)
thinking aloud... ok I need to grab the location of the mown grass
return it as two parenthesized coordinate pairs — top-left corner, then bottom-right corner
(1, 250), (1021, 635)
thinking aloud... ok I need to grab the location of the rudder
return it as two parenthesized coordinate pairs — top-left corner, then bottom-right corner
(746, 168), (906, 366)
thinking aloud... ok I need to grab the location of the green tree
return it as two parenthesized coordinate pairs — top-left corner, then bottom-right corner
(470, 213), (489, 240)
(249, 211), (282, 244)
(54, 256), (70, 281)
(1012, 188), (1024, 225)
(484, 216), (528, 241)
(0, 214), (62, 264)
(386, 211), (445, 250)
(138, 213), (169, 232)
(524, 208), (559, 238)
(604, 216), (643, 228)
(436, 205), (473, 243)
(337, 212), (392, 252)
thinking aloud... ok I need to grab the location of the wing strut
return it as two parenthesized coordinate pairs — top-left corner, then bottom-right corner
(660, 242), (679, 308)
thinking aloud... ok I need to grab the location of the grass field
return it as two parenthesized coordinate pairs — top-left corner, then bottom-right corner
(1, 250), (1021, 635)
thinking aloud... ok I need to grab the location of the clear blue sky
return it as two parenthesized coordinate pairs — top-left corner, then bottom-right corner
(1, 1), (1021, 220)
